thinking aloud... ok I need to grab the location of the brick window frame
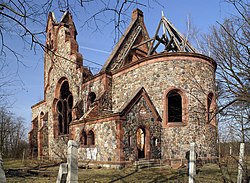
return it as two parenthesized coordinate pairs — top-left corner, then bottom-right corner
(163, 87), (188, 127)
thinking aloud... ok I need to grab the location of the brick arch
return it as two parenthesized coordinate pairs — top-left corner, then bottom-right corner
(163, 87), (188, 127)
(54, 77), (69, 99)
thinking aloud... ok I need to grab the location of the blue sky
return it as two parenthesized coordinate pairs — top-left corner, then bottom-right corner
(3, 1), (236, 131)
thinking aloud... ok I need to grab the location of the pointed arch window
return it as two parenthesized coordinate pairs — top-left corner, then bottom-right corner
(56, 80), (73, 135)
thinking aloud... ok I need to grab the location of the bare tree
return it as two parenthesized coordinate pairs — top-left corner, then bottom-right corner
(0, 107), (27, 158)
(200, 0), (249, 141)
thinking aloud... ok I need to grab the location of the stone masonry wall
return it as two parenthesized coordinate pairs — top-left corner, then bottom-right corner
(112, 53), (217, 160)
(73, 120), (118, 162)
(81, 76), (106, 113)
(44, 25), (84, 159)
(122, 97), (161, 161)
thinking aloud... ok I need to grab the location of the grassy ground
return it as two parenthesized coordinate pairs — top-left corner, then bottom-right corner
(2, 159), (245, 183)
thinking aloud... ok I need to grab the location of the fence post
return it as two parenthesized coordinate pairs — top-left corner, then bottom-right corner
(66, 140), (78, 183)
(237, 143), (245, 183)
(189, 142), (196, 183)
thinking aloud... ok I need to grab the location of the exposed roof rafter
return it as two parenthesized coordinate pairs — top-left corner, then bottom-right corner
(133, 14), (196, 55)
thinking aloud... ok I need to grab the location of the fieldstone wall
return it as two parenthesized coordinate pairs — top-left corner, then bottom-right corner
(81, 74), (112, 113)
(30, 12), (218, 165)
(122, 97), (161, 161)
(112, 53), (217, 160)
(73, 120), (118, 162)
(41, 18), (85, 159)
(30, 103), (48, 157)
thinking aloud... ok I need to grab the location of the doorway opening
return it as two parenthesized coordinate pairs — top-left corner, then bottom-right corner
(136, 128), (145, 159)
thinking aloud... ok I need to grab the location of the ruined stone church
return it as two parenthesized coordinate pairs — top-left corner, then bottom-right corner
(29, 9), (218, 168)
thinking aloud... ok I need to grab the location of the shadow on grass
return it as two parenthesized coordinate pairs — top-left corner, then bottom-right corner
(108, 169), (138, 183)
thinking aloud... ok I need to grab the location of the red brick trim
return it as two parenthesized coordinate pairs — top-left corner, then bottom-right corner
(54, 77), (69, 98)
(52, 98), (59, 138)
(163, 87), (188, 127)
(112, 52), (216, 78)
(116, 120), (125, 161)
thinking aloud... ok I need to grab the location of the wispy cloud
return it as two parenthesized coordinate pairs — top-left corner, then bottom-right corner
(80, 46), (110, 54)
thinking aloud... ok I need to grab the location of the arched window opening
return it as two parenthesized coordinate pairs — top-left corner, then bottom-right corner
(207, 93), (215, 123)
(87, 130), (95, 146)
(153, 137), (158, 146)
(39, 112), (44, 128)
(168, 90), (182, 122)
(60, 81), (71, 99)
(56, 80), (73, 135)
(81, 130), (87, 146)
(88, 92), (96, 105)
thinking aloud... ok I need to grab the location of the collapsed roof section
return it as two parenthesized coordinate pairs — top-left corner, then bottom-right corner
(102, 9), (196, 72)
(147, 14), (196, 55)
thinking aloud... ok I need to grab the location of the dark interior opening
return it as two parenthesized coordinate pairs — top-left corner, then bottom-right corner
(168, 91), (182, 122)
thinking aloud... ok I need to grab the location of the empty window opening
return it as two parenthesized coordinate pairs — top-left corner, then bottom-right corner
(168, 90), (182, 122)
(153, 137), (158, 146)
(88, 130), (95, 146)
(81, 130), (87, 145)
(56, 80), (73, 135)
(40, 112), (44, 128)
(88, 92), (96, 104)
(128, 135), (132, 147)
(207, 93), (215, 123)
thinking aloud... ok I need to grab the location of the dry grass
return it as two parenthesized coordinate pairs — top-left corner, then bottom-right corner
(2, 159), (246, 183)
